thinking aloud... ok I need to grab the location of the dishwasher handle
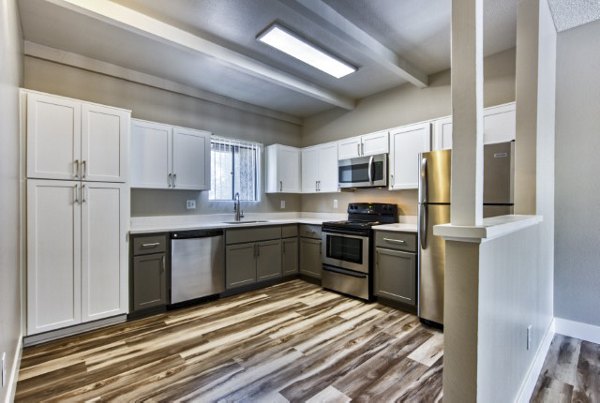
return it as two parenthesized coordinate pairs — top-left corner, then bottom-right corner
(171, 229), (224, 239)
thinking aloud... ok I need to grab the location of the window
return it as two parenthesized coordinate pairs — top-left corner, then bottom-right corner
(209, 136), (261, 201)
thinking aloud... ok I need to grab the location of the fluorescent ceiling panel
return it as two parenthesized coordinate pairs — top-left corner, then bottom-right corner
(258, 25), (356, 78)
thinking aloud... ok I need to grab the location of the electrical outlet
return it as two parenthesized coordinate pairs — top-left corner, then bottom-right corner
(1, 352), (6, 388)
(333, 199), (338, 208)
(527, 325), (532, 350)
(186, 200), (196, 210)
(280, 200), (286, 209)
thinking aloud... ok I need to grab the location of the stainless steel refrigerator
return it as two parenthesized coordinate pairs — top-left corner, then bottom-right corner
(418, 141), (514, 326)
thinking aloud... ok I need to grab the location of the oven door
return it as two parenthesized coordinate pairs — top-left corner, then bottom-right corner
(338, 154), (387, 188)
(321, 231), (370, 273)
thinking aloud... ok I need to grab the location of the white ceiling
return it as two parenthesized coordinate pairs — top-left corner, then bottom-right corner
(18, 0), (520, 120)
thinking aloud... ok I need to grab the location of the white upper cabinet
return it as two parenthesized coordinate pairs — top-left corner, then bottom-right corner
(337, 130), (389, 160)
(172, 126), (211, 190)
(131, 119), (211, 190)
(26, 91), (129, 182)
(131, 120), (172, 189)
(302, 142), (339, 193)
(81, 103), (129, 182)
(27, 92), (81, 180)
(389, 122), (431, 190)
(265, 144), (301, 193)
(431, 102), (516, 150)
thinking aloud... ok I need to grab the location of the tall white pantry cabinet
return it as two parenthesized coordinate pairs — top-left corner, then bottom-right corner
(23, 90), (130, 336)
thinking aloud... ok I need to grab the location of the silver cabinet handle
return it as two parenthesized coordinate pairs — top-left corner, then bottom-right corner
(315, 180), (318, 192)
(82, 160), (87, 179)
(161, 255), (166, 273)
(383, 238), (406, 244)
(361, 143), (365, 156)
(141, 242), (160, 248)
(73, 184), (79, 204)
(168, 173), (172, 187)
(357, 143), (360, 156)
(390, 174), (394, 187)
(81, 184), (87, 203)
(74, 160), (80, 179)
(280, 180), (283, 192)
(173, 173), (177, 187)
(257, 244), (260, 257)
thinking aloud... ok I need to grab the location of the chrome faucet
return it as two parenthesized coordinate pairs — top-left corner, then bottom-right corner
(234, 192), (244, 221)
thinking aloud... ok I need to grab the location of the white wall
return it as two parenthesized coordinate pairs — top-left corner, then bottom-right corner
(23, 57), (303, 217)
(554, 18), (600, 326)
(0, 0), (22, 400)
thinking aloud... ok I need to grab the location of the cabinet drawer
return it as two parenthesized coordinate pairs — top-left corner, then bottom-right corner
(133, 235), (167, 255)
(375, 231), (417, 252)
(281, 224), (298, 238)
(226, 226), (282, 245)
(299, 224), (322, 239)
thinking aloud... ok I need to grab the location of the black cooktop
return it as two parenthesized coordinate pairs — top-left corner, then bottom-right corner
(322, 203), (398, 232)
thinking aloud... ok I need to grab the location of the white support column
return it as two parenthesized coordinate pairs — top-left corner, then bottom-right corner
(450, 0), (485, 226)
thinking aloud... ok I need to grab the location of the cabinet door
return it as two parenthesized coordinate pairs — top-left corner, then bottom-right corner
(362, 130), (389, 156)
(484, 103), (516, 144)
(257, 240), (282, 281)
(432, 116), (453, 151)
(81, 103), (130, 183)
(172, 126), (211, 190)
(132, 253), (167, 311)
(282, 237), (299, 275)
(375, 248), (417, 305)
(27, 180), (81, 335)
(337, 136), (362, 160)
(301, 147), (319, 193)
(131, 119), (172, 189)
(81, 182), (129, 322)
(278, 146), (301, 193)
(299, 238), (322, 279)
(389, 122), (431, 190)
(317, 142), (339, 193)
(226, 243), (257, 289)
(27, 93), (81, 180)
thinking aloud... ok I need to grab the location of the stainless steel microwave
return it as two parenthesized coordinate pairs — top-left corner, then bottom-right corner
(338, 154), (387, 188)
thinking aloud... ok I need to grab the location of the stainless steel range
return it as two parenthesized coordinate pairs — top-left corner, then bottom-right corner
(321, 203), (399, 300)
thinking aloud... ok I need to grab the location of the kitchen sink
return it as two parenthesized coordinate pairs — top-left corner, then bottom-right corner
(221, 220), (269, 225)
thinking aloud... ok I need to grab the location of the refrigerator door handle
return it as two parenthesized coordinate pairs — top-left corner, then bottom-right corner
(419, 204), (428, 249)
(368, 155), (374, 183)
(420, 157), (428, 203)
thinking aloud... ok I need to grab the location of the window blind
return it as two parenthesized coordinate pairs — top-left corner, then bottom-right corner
(209, 136), (261, 201)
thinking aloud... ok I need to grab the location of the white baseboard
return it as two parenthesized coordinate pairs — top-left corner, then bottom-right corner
(4, 335), (23, 403)
(555, 317), (600, 344)
(515, 318), (555, 403)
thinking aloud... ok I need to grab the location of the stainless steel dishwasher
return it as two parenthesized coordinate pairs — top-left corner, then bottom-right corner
(170, 229), (225, 304)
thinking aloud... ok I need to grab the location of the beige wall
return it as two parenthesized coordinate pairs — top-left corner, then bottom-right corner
(24, 57), (302, 217)
(0, 0), (22, 400)
(301, 48), (516, 216)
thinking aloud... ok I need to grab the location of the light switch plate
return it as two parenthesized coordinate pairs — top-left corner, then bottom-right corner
(280, 200), (286, 209)
(186, 200), (196, 209)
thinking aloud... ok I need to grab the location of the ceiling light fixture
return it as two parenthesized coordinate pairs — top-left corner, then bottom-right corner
(257, 24), (356, 79)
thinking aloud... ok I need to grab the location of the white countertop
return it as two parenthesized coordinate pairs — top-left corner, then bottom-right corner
(129, 213), (342, 234)
(372, 223), (418, 233)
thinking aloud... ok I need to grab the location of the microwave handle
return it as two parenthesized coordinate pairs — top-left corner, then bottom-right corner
(368, 155), (374, 184)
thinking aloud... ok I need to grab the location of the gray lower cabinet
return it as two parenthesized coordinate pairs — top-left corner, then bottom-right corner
(257, 240), (282, 281)
(374, 247), (417, 305)
(299, 237), (322, 279)
(282, 237), (299, 275)
(132, 253), (167, 311)
(226, 243), (257, 289)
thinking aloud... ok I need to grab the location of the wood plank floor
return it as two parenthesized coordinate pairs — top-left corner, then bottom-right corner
(16, 279), (444, 402)
(531, 334), (600, 403)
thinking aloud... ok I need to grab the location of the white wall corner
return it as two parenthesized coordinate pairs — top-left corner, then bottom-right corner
(555, 317), (600, 345)
(4, 336), (23, 403)
(515, 318), (555, 403)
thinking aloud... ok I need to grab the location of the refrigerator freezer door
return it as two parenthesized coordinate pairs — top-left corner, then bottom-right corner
(419, 150), (451, 204)
(484, 142), (514, 204)
(418, 203), (450, 325)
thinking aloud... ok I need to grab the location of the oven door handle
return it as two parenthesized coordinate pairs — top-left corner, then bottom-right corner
(323, 265), (368, 279)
